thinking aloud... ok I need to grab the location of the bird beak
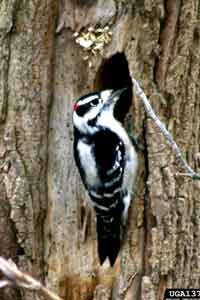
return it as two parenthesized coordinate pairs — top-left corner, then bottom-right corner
(111, 88), (127, 103)
(103, 87), (127, 110)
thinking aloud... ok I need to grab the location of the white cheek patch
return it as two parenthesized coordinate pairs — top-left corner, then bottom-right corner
(86, 105), (101, 120)
(73, 103), (103, 134)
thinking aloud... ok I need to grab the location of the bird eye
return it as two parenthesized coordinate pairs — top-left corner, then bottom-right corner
(90, 98), (99, 106)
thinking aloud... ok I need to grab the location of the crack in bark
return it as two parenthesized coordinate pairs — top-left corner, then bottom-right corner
(155, 0), (181, 90)
(142, 119), (151, 277)
(0, 0), (19, 123)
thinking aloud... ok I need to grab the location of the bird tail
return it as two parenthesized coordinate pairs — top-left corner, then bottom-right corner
(96, 211), (123, 266)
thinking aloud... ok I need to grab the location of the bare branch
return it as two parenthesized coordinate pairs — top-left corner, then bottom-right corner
(132, 77), (200, 180)
(0, 257), (63, 300)
(118, 272), (137, 299)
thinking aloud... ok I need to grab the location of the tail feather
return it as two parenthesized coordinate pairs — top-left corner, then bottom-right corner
(96, 213), (122, 266)
(98, 235), (120, 266)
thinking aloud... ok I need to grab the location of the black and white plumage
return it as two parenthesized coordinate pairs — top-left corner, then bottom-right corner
(73, 89), (138, 266)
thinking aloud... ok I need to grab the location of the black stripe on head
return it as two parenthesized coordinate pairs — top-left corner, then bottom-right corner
(76, 103), (91, 116)
(76, 93), (101, 117)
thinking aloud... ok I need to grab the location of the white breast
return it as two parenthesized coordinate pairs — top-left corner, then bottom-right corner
(77, 140), (99, 187)
(123, 141), (138, 193)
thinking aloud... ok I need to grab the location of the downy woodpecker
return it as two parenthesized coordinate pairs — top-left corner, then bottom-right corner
(73, 88), (138, 266)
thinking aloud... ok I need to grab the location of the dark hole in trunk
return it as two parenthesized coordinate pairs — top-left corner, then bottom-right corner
(94, 53), (133, 123)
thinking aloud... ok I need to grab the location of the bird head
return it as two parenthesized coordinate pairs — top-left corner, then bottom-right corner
(73, 88), (127, 134)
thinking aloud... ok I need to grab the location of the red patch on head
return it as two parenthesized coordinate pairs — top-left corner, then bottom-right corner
(73, 102), (78, 111)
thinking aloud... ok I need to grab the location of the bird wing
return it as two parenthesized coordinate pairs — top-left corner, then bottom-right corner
(91, 129), (125, 203)
(74, 128), (126, 209)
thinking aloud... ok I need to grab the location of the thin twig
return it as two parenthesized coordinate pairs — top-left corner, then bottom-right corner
(0, 257), (63, 300)
(132, 77), (200, 180)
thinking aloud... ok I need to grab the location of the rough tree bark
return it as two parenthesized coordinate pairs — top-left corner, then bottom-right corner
(0, 1), (200, 300)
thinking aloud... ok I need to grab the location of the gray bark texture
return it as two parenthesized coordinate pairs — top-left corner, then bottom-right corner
(0, 1), (200, 300)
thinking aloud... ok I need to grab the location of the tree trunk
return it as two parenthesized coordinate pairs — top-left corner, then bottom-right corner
(0, 1), (56, 299)
(0, 1), (200, 300)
